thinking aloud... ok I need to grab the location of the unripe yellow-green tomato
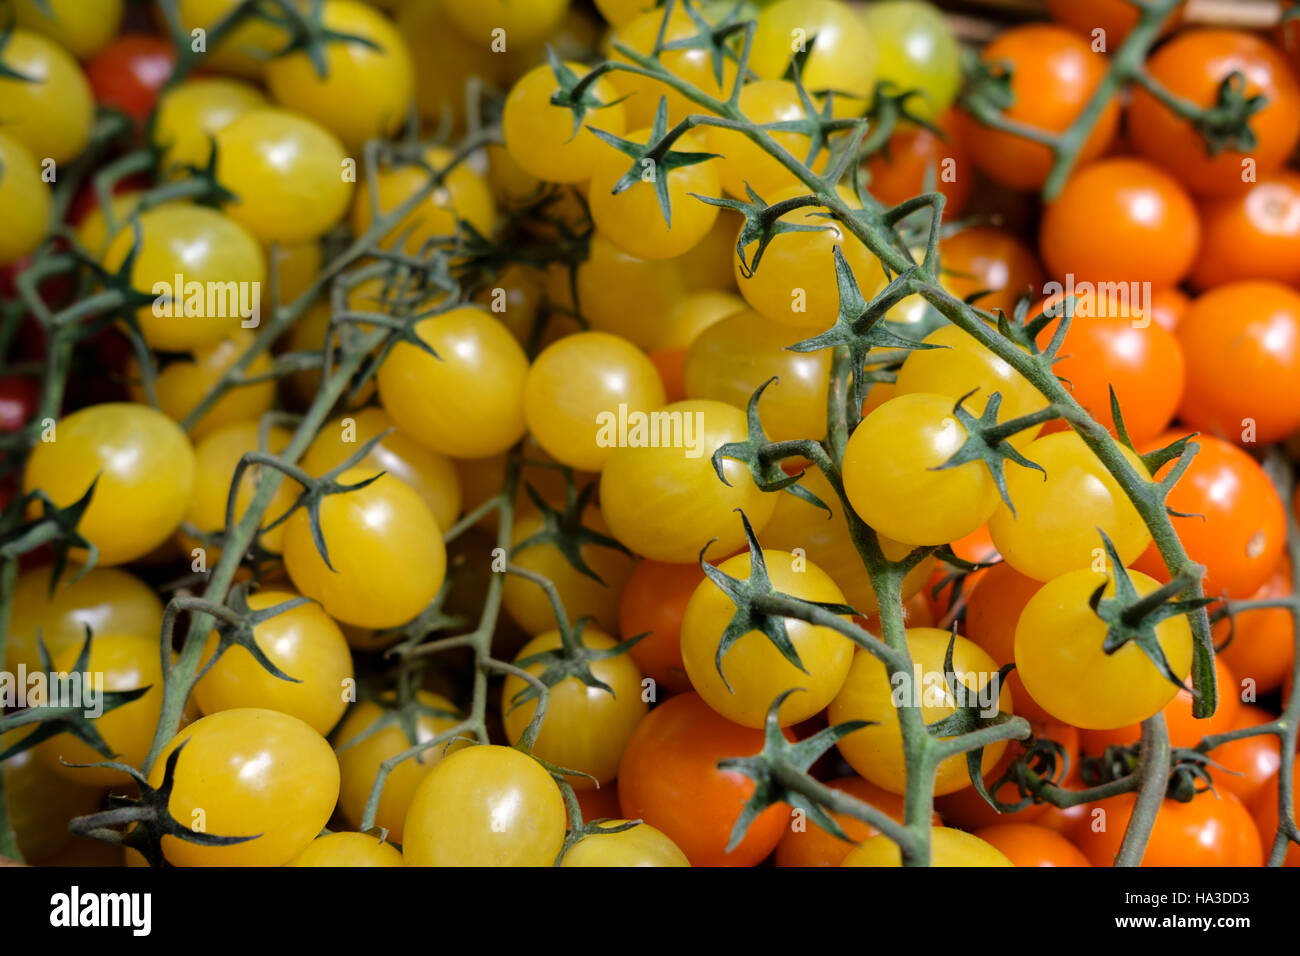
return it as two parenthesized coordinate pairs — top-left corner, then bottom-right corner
(194, 590), (354, 736)
(501, 630), (647, 789)
(562, 820), (691, 866)
(22, 403), (197, 567)
(524, 331), (667, 472)
(749, 0), (878, 117)
(503, 61), (627, 184)
(283, 468), (447, 630)
(682, 549), (854, 728)
(285, 832), (405, 867)
(842, 827), (1014, 866)
(402, 744), (567, 867)
(0, 132), (52, 266)
(829, 628), (1012, 796)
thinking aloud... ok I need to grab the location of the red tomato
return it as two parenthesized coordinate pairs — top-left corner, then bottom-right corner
(1133, 432), (1286, 600)
(863, 107), (972, 216)
(0, 376), (38, 434)
(974, 822), (1091, 867)
(1040, 157), (1200, 290)
(86, 35), (176, 121)
(618, 693), (788, 867)
(617, 558), (706, 695)
(1076, 788), (1263, 866)
(1191, 172), (1300, 289)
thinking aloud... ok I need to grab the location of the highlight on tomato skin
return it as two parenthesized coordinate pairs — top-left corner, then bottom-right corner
(1, 0), (1298, 878)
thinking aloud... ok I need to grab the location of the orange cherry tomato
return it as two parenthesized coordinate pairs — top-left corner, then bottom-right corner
(1191, 172), (1300, 289)
(941, 226), (1045, 319)
(1213, 706), (1281, 807)
(863, 107), (972, 216)
(617, 558), (706, 696)
(774, 775), (938, 868)
(1218, 556), (1295, 695)
(1076, 788), (1263, 867)
(974, 822), (1091, 867)
(1251, 762), (1300, 866)
(963, 561), (1051, 722)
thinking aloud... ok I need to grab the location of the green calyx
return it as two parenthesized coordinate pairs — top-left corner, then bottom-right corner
(935, 390), (1057, 516)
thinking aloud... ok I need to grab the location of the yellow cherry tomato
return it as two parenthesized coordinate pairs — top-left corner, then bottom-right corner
(573, 233), (689, 349)
(501, 629), (647, 788)
(265, 0), (414, 151)
(1, 728), (106, 864)
(301, 406), (462, 531)
(334, 691), (464, 841)
(0, 29), (94, 163)
(175, 0), (289, 77)
(11, 0), (124, 59)
(401, 0), (509, 133)
(285, 832), (405, 867)
(702, 80), (829, 199)
(0, 131), (52, 265)
(149, 708), (340, 867)
(562, 820), (691, 866)
(377, 306), (529, 458)
(829, 627), (1013, 796)
(185, 421), (299, 555)
(402, 744), (567, 867)
(194, 590), (354, 736)
(283, 467), (447, 629)
(153, 77), (267, 176)
(215, 108), (354, 244)
(749, 0), (878, 117)
(503, 60), (627, 184)
(599, 399), (778, 563)
(442, 0), (569, 47)
(842, 827), (1014, 866)
(681, 549), (854, 727)
(23, 403), (197, 566)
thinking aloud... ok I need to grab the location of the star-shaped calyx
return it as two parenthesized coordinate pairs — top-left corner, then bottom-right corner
(513, 478), (631, 585)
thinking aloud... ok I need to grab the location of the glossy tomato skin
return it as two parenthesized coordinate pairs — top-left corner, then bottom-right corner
(524, 331), (666, 472)
(1, 728), (107, 864)
(1133, 432), (1286, 599)
(501, 629), (647, 788)
(572, 234), (687, 349)
(974, 823), (1090, 867)
(1130, 30), (1300, 197)
(1218, 556), (1295, 694)
(1077, 789), (1263, 867)
(377, 307), (529, 459)
(23, 403), (197, 567)
(1045, 0), (1183, 46)
(153, 77), (266, 176)
(185, 421), (298, 554)
(1212, 706), (1281, 807)
(1251, 763), (1300, 866)
(895, 323), (1048, 424)
(963, 562), (1050, 722)
(703, 80), (829, 200)
(682, 308), (831, 444)
(402, 744), (567, 867)
(861, 1), (960, 121)
(0, 375), (38, 435)
(149, 708), (340, 867)
(843, 392), (1001, 547)
(750, 0), (877, 117)
(1191, 172), (1300, 289)
(1040, 158), (1200, 289)
(285, 832), (405, 867)
(561, 820), (690, 867)
(10, 0), (125, 59)
(215, 108), (354, 244)
(990, 431), (1151, 582)
(843, 826), (1013, 866)
(0, 133), (52, 266)
(830, 628), (1013, 797)
(962, 25), (1119, 191)
(1015, 568), (1193, 730)
(1045, 305), (1186, 446)
(503, 61), (627, 184)
(618, 558), (705, 694)
(334, 691), (464, 842)
(618, 692), (788, 866)
(86, 35), (175, 121)
(1175, 281), (1300, 445)
(681, 550), (854, 728)
(265, 0), (414, 151)
(283, 468), (447, 630)
(194, 590), (354, 736)
(599, 399), (777, 563)
(0, 29), (95, 164)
